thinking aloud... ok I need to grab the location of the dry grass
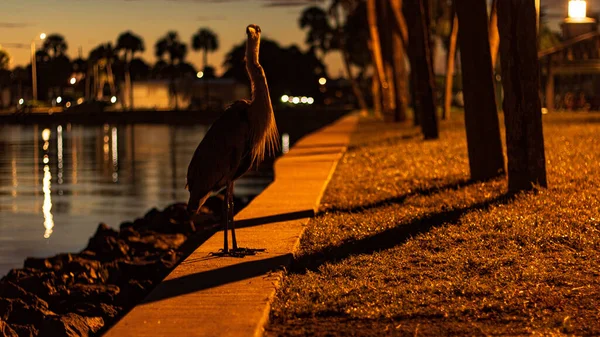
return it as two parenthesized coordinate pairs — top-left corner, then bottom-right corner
(265, 112), (600, 336)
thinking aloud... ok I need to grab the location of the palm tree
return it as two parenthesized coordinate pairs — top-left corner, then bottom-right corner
(328, 0), (368, 114)
(155, 31), (187, 110)
(191, 28), (218, 74)
(0, 49), (9, 69)
(42, 34), (68, 58)
(192, 28), (218, 109)
(299, 6), (333, 61)
(0, 49), (10, 108)
(89, 43), (118, 99)
(116, 31), (145, 109)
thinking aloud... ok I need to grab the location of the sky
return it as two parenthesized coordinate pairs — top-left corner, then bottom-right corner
(0, 0), (598, 77)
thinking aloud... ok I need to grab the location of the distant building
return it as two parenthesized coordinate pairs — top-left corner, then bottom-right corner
(129, 78), (250, 110)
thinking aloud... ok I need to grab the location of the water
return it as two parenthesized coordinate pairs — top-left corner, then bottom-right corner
(0, 123), (273, 276)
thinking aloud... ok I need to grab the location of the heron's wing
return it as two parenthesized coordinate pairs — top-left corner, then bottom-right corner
(186, 100), (251, 197)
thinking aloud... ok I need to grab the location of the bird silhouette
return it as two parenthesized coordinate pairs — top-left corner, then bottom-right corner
(186, 24), (278, 255)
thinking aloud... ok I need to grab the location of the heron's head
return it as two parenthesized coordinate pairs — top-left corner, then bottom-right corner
(246, 24), (261, 42)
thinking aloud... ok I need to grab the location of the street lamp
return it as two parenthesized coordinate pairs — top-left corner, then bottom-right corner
(31, 33), (46, 101)
(568, 0), (587, 20)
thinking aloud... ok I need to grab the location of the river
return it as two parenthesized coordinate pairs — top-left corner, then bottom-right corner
(0, 123), (273, 276)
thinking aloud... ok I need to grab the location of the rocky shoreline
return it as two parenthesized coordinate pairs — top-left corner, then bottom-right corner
(0, 196), (230, 337)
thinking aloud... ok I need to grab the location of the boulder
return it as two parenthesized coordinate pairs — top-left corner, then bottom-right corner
(0, 282), (49, 311)
(9, 324), (38, 337)
(0, 298), (55, 326)
(62, 284), (120, 303)
(84, 224), (129, 262)
(0, 320), (18, 337)
(39, 314), (103, 337)
(1, 270), (59, 301)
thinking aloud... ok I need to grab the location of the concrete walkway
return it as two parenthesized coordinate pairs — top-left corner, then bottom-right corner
(105, 113), (359, 337)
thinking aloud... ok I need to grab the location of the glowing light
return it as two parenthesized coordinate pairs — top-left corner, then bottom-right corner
(42, 165), (54, 238)
(301, 96), (308, 103)
(307, 97), (315, 105)
(77, 98), (84, 104)
(110, 96), (117, 104)
(56, 96), (62, 104)
(281, 95), (289, 103)
(318, 77), (327, 85)
(568, 0), (587, 20)
(42, 128), (51, 141)
(111, 127), (119, 182)
(57, 126), (63, 184)
(69, 77), (76, 85)
(282, 133), (290, 154)
(197, 71), (204, 79)
(65, 102), (71, 108)
(40, 33), (47, 40)
(18, 98), (24, 105)
(43, 155), (49, 164)
(292, 97), (300, 104)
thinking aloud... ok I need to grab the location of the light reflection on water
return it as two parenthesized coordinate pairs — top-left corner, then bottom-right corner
(0, 123), (273, 276)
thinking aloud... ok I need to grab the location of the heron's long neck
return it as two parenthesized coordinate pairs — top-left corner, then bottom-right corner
(246, 38), (270, 105)
(245, 36), (278, 165)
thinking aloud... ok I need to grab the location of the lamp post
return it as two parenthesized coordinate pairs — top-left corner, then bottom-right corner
(31, 33), (46, 101)
(562, 0), (597, 39)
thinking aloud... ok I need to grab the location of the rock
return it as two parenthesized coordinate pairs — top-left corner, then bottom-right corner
(118, 227), (139, 240)
(70, 303), (120, 320)
(63, 257), (108, 284)
(0, 298), (55, 326)
(115, 280), (149, 307)
(144, 208), (170, 232)
(132, 218), (147, 231)
(84, 224), (129, 262)
(0, 320), (19, 337)
(9, 324), (38, 337)
(62, 284), (120, 303)
(39, 313), (103, 337)
(0, 282), (49, 311)
(126, 233), (186, 253)
(1, 271), (59, 301)
(118, 221), (134, 230)
(22, 258), (51, 271)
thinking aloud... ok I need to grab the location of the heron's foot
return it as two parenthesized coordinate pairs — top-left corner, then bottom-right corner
(209, 247), (266, 258)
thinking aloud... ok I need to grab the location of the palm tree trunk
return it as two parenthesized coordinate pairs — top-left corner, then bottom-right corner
(443, 13), (458, 120)
(332, 9), (368, 114)
(171, 60), (179, 111)
(498, 0), (547, 192)
(124, 52), (132, 110)
(456, 0), (505, 181)
(391, 27), (408, 121)
(129, 52), (135, 110)
(489, 0), (500, 68)
(368, 41), (383, 118)
(367, 0), (392, 115)
(404, 0), (438, 139)
(389, 0), (408, 46)
(203, 49), (210, 110)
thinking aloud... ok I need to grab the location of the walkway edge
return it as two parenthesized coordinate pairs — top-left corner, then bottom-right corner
(104, 113), (359, 337)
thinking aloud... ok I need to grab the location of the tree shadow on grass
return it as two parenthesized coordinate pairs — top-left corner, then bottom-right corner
(293, 192), (517, 274)
(321, 178), (476, 215)
(140, 191), (515, 304)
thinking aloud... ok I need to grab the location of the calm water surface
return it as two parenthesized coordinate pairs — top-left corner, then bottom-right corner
(0, 123), (273, 276)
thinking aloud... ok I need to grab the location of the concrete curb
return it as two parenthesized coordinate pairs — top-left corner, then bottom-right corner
(104, 113), (359, 337)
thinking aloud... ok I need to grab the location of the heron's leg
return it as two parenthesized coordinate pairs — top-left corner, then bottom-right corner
(223, 186), (229, 253)
(228, 182), (238, 250)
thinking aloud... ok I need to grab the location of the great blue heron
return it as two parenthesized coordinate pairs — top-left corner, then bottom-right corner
(186, 24), (278, 254)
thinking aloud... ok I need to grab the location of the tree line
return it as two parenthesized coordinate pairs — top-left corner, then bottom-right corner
(301, 0), (547, 193)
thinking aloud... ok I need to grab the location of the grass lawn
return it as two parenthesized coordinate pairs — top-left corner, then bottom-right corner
(265, 112), (600, 336)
